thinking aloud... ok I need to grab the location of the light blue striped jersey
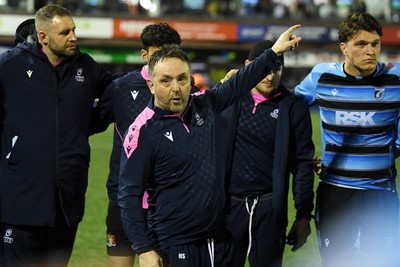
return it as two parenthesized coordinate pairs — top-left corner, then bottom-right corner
(295, 61), (400, 190)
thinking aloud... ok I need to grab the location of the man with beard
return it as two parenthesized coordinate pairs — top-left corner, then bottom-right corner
(0, 4), (112, 267)
(118, 25), (302, 266)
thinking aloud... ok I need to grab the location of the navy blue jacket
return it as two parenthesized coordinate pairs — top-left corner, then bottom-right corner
(0, 42), (112, 226)
(93, 68), (153, 201)
(216, 87), (315, 234)
(118, 48), (283, 254)
(92, 67), (200, 202)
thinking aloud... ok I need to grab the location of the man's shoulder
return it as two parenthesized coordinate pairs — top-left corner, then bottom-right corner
(116, 70), (145, 84)
(311, 62), (341, 73)
(378, 61), (400, 75)
(0, 45), (31, 65)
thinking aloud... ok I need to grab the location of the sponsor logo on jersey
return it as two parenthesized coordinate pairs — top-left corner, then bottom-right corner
(335, 111), (376, 125)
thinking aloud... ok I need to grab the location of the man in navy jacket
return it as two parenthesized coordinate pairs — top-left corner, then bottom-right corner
(118, 25), (302, 267)
(0, 4), (112, 267)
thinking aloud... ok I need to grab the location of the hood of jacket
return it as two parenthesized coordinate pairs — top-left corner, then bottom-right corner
(15, 18), (37, 45)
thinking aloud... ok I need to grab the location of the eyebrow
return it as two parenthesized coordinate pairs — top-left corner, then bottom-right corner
(160, 72), (188, 79)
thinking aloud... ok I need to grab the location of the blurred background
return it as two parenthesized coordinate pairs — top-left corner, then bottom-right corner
(1, 1), (399, 266)
(0, 0), (399, 89)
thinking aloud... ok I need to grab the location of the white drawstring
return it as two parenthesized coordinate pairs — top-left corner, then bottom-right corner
(207, 238), (214, 267)
(245, 196), (259, 256)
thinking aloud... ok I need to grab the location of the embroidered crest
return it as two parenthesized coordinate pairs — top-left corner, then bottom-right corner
(375, 88), (385, 99)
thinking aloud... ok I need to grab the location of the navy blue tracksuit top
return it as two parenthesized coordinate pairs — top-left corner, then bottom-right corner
(118, 48), (283, 254)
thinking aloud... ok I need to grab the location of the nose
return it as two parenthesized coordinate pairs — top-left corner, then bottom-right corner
(366, 43), (375, 54)
(171, 80), (180, 92)
(69, 31), (77, 42)
(266, 71), (274, 80)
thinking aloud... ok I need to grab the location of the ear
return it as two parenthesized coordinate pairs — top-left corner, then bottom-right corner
(339, 42), (347, 56)
(244, 59), (251, 66)
(146, 79), (155, 94)
(141, 49), (149, 63)
(38, 31), (48, 45)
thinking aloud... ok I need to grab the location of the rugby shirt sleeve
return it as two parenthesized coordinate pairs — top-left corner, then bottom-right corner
(294, 64), (324, 106)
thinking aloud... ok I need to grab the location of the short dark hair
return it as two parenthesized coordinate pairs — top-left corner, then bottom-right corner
(140, 23), (181, 50)
(338, 12), (382, 43)
(147, 44), (189, 77)
(35, 4), (72, 31)
(248, 40), (284, 65)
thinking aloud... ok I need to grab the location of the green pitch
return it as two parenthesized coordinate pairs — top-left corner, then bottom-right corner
(69, 111), (394, 266)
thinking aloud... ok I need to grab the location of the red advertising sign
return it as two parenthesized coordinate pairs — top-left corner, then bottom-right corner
(381, 26), (400, 45)
(113, 18), (237, 42)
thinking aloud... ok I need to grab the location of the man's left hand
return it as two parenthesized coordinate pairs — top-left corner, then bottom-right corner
(286, 218), (311, 252)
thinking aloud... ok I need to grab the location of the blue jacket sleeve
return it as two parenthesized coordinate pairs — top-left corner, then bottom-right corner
(118, 127), (155, 254)
(290, 98), (315, 220)
(90, 79), (115, 134)
(209, 48), (283, 114)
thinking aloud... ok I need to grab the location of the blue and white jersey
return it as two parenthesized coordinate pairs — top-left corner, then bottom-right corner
(295, 61), (400, 190)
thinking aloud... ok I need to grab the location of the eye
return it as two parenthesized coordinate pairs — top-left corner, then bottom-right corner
(161, 79), (171, 86)
(372, 42), (380, 48)
(178, 76), (188, 85)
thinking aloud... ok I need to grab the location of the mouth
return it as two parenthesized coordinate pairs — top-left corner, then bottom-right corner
(364, 58), (376, 63)
(171, 97), (181, 104)
(261, 81), (272, 85)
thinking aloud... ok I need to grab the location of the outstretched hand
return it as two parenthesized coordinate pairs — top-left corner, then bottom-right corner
(271, 24), (302, 56)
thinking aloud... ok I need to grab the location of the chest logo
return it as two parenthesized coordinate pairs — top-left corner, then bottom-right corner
(331, 88), (339, 96)
(164, 131), (174, 142)
(375, 88), (385, 99)
(131, 90), (139, 100)
(195, 112), (205, 126)
(270, 109), (279, 119)
(26, 70), (33, 78)
(75, 67), (85, 82)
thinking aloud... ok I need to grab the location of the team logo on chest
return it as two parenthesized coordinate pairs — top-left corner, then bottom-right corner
(195, 112), (205, 126)
(75, 67), (85, 82)
(375, 88), (385, 99)
(270, 109), (279, 119)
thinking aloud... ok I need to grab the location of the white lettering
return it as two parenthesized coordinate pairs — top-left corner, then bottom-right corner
(3, 236), (13, 244)
(335, 111), (376, 126)
(178, 253), (186, 259)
